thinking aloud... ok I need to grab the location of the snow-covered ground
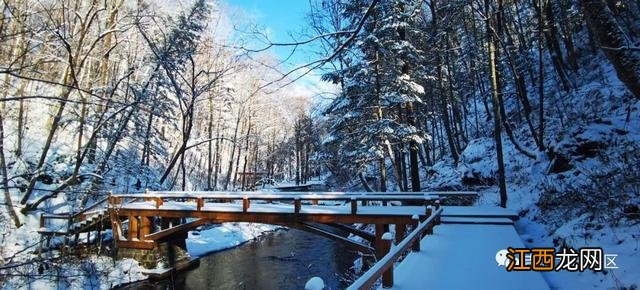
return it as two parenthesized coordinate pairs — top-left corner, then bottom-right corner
(420, 59), (640, 289)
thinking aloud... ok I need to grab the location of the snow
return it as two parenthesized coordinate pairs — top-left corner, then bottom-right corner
(186, 223), (283, 257)
(415, 56), (640, 289)
(387, 223), (549, 290)
(2, 256), (147, 290)
(304, 277), (326, 290)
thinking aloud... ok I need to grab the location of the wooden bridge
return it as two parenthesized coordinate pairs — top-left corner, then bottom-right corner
(39, 190), (533, 288)
(105, 191), (460, 257)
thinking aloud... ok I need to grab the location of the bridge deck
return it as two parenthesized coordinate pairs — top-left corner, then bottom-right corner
(386, 221), (548, 290)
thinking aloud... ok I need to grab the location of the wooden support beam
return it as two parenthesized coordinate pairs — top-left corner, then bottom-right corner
(296, 222), (374, 253)
(140, 216), (152, 238)
(128, 216), (138, 241)
(326, 223), (375, 243)
(145, 219), (207, 241)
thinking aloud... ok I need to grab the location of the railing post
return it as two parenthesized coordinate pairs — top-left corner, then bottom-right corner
(381, 232), (394, 288)
(350, 197), (357, 215)
(374, 224), (385, 259)
(426, 206), (434, 235)
(243, 197), (250, 213)
(395, 224), (405, 244)
(39, 213), (45, 228)
(155, 197), (163, 209)
(294, 197), (301, 215)
(434, 200), (441, 224)
(197, 197), (204, 211)
(411, 215), (420, 252)
(425, 199), (433, 216)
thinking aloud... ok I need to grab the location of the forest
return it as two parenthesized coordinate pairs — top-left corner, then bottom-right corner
(1, 0), (639, 289)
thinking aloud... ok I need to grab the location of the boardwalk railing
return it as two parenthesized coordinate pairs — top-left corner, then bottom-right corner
(348, 207), (444, 290)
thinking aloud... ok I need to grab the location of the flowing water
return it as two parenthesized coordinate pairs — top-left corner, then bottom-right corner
(124, 227), (361, 290)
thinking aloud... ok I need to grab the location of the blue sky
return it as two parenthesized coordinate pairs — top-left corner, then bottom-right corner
(224, 0), (338, 106)
(226, 0), (316, 65)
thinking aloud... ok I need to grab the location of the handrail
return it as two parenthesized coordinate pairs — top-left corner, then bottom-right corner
(109, 193), (441, 201)
(72, 196), (109, 219)
(348, 207), (443, 290)
(39, 196), (110, 232)
(144, 190), (477, 196)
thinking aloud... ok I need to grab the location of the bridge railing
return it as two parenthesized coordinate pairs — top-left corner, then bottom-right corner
(347, 206), (444, 290)
(107, 192), (444, 215)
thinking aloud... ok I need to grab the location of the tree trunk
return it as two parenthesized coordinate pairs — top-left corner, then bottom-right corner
(487, 0), (508, 208)
(223, 110), (243, 190)
(580, 0), (640, 98)
(207, 95), (214, 189)
(0, 108), (21, 227)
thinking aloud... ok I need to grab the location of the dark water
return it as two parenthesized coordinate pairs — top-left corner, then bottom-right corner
(129, 228), (361, 290)
(183, 229), (359, 290)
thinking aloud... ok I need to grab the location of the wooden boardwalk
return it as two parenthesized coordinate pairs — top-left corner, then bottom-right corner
(349, 217), (549, 290)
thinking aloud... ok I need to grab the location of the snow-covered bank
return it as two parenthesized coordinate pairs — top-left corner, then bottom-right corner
(0, 222), (281, 289)
(186, 222), (284, 257)
(1, 255), (146, 290)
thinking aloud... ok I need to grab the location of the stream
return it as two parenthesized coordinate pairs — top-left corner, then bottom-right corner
(127, 227), (362, 290)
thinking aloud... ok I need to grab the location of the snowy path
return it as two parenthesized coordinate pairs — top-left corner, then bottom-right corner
(386, 221), (549, 290)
